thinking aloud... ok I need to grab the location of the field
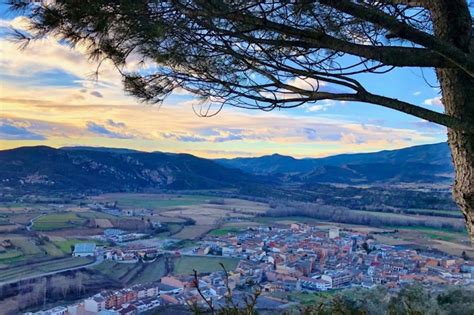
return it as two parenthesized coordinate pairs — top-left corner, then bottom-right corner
(90, 193), (212, 210)
(0, 257), (93, 283)
(10, 237), (42, 255)
(0, 192), (471, 286)
(75, 211), (118, 219)
(208, 227), (244, 236)
(93, 259), (167, 285)
(172, 256), (240, 275)
(0, 250), (23, 262)
(32, 213), (87, 231)
(172, 225), (214, 240)
(0, 235), (73, 266)
(157, 198), (269, 239)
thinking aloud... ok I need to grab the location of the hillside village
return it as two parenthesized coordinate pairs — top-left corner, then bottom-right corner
(27, 223), (474, 315)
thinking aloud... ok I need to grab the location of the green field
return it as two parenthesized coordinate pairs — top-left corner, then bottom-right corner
(10, 238), (42, 255)
(393, 226), (467, 242)
(93, 259), (167, 285)
(36, 257), (93, 272)
(0, 237), (67, 264)
(173, 256), (240, 275)
(33, 213), (87, 231)
(208, 227), (243, 236)
(0, 250), (23, 263)
(0, 257), (93, 282)
(40, 243), (64, 257)
(130, 260), (167, 285)
(77, 211), (118, 220)
(167, 223), (184, 235)
(0, 218), (11, 225)
(393, 225), (466, 234)
(94, 193), (211, 210)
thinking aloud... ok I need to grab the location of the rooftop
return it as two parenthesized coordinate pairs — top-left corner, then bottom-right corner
(74, 243), (97, 253)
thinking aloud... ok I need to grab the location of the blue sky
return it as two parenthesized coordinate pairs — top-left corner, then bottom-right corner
(0, 3), (447, 158)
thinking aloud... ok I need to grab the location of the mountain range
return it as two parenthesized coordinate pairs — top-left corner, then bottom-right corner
(216, 142), (453, 184)
(0, 142), (454, 194)
(0, 146), (256, 193)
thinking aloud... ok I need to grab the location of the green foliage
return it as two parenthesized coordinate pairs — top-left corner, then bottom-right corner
(211, 285), (474, 315)
(387, 284), (435, 315)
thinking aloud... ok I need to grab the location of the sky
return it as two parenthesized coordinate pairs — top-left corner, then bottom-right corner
(0, 4), (447, 158)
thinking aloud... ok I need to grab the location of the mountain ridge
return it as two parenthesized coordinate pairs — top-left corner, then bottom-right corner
(216, 142), (453, 184)
(0, 146), (259, 193)
(0, 142), (454, 194)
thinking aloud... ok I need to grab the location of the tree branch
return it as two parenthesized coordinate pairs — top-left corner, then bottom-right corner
(184, 1), (455, 69)
(358, 92), (474, 133)
(320, 0), (474, 77)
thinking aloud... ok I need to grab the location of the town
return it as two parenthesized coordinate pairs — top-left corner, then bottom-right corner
(27, 223), (474, 315)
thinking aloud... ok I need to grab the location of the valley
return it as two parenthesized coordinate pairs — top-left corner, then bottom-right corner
(0, 143), (472, 314)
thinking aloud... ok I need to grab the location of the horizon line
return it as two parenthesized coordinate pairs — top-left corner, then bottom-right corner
(0, 141), (447, 160)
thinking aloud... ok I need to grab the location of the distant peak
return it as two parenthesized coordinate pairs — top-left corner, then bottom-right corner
(266, 153), (293, 159)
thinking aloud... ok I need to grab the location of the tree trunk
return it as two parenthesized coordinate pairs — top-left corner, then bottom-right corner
(430, 1), (474, 245)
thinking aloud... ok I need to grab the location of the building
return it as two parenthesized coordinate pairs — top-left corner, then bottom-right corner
(297, 277), (331, 291)
(73, 243), (97, 257)
(329, 227), (339, 239)
(321, 271), (352, 288)
(84, 296), (106, 313)
(24, 306), (67, 315)
(104, 228), (126, 238)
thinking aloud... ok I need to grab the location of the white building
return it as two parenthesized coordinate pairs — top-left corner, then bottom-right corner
(72, 243), (97, 257)
(222, 246), (236, 257)
(23, 306), (67, 315)
(297, 277), (331, 291)
(84, 296), (106, 313)
(321, 271), (352, 289)
(329, 227), (340, 239)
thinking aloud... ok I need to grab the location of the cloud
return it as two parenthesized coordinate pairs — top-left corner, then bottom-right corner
(214, 134), (244, 142)
(306, 101), (337, 112)
(412, 119), (446, 131)
(0, 17), (133, 107)
(288, 77), (326, 91)
(307, 105), (327, 112)
(86, 121), (133, 139)
(302, 128), (318, 141)
(340, 132), (365, 145)
(107, 119), (126, 128)
(162, 128), (265, 143)
(90, 91), (103, 98)
(162, 132), (207, 142)
(201, 150), (255, 157)
(413, 91), (421, 96)
(423, 96), (443, 106)
(0, 119), (47, 140)
(0, 15), (445, 157)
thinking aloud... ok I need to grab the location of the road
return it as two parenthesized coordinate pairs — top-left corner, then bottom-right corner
(0, 255), (104, 287)
(26, 213), (45, 231)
